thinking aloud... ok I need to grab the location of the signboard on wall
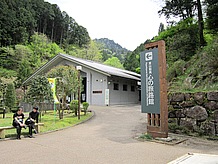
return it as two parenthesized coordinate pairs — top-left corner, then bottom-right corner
(105, 89), (109, 106)
(140, 48), (160, 114)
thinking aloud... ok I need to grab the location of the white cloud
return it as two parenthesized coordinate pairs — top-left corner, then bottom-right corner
(46, 0), (166, 51)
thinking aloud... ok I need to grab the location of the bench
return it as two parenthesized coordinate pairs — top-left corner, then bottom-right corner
(0, 107), (6, 118)
(0, 123), (44, 139)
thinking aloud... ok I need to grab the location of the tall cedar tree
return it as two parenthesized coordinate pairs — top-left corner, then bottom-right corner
(0, 0), (90, 47)
(159, 0), (205, 46)
(5, 83), (16, 110)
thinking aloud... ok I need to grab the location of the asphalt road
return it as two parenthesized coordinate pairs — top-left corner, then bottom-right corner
(0, 105), (218, 164)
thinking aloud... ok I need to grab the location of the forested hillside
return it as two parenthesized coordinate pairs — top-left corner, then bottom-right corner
(94, 38), (129, 64)
(0, 0), (218, 93)
(0, 0), (90, 47)
(124, 0), (218, 92)
(0, 0), (100, 88)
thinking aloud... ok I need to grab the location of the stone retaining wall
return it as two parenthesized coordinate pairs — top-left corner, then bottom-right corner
(168, 91), (218, 136)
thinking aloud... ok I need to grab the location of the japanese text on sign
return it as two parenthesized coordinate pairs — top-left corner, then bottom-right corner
(140, 47), (160, 114)
(145, 52), (155, 106)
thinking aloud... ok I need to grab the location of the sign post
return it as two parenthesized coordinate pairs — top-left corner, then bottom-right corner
(140, 40), (168, 138)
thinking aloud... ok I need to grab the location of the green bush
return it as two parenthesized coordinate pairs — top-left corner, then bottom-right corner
(168, 122), (191, 135)
(5, 83), (16, 111)
(155, 18), (199, 64)
(203, 37), (218, 70)
(167, 59), (186, 81)
(82, 102), (89, 115)
(70, 100), (78, 116)
(139, 133), (152, 140)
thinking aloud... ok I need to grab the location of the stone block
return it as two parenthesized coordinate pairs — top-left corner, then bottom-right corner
(180, 100), (195, 108)
(207, 92), (218, 101)
(171, 93), (185, 102)
(184, 105), (208, 121)
(194, 92), (205, 105)
(180, 118), (195, 131)
(201, 121), (216, 136)
(204, 101), (218, 111)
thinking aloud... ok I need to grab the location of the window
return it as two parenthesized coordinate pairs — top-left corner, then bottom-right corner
(123, 84), (127, 91)
(113, 83), (119, 90)
(131, 85), (135, 92)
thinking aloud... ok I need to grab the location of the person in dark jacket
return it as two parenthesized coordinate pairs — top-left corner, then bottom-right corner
(12, 107), (26, 139)
(25, 106), (39, 138)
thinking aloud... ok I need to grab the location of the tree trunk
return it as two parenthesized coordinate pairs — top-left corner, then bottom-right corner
(38, 102), (42, 122)
(197, 0), (206, 46)
(58, 104), (61, 119)
(51, 21), (54, 41)
(60, 28), (63, 47)
(61, 95), (66, 119)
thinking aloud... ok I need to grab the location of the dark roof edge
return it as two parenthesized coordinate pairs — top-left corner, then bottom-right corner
(22, 53), (111, 85)
(59, 53), (111, 76)
(22, 54), (60, 85)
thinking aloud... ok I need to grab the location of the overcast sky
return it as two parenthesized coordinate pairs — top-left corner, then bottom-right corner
(46, 0), (165, 51)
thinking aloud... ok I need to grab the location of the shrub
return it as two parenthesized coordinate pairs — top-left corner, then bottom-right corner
(139, 133), (152, 140)
(70, 100), (78, 116)
(82, 102), (89, 115)
(5, 83), (16, 112)
(167, 59), (186, 81)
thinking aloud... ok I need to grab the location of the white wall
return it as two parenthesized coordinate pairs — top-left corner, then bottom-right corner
(61, 60), (139, 106)
(108, 76), (139, 105)
(90, 71), (108, 105)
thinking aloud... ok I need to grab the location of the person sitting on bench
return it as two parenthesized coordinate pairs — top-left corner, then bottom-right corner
(25, 106), (39, 138)
(12, 107), (26, 140)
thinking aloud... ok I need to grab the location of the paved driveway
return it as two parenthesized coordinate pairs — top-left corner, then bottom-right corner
(0, 105), (218, 164)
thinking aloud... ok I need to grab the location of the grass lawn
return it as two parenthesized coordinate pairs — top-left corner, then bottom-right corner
(0, 110), (92, 138)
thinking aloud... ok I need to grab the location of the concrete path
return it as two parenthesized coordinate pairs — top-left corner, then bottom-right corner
(0, 105), (218, 164)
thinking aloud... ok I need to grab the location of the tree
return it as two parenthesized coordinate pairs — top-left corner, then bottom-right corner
(16, 59), (32, 87)
(0, 0), (90, 48)
(26, 75), (53, 115)
(46, 65), (81, 119)
(5, 83), (16, 110)
(0, 0), (35, 46)
(77, 40), (102, 62)
(104, 57), (124, 69)
(205, 0), (218, 33)
(196, 0), (206, 46)
(124, 44), (145, 72)
(15, 45), (33, 62)
(66, 40), (102, 62)
(158, 23), (165, 34)
(15, 45), (33, 87)
(0, 81), (7, 107)
(154, 19), (199, 63)
(158, 0), (196, 20)
(28, 33), (64, 68)
(0, 47), (16, 70)
(159, 0), (206, 46)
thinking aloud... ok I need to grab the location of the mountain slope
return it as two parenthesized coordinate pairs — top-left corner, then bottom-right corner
(94, 38), (130, 63)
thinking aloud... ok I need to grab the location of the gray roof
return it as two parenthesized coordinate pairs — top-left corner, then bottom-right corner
(23, 53), (141, 84)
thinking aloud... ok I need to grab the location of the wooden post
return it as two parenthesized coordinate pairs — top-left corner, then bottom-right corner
(145, 40), (168, 138)
(35, 123), (44, 133)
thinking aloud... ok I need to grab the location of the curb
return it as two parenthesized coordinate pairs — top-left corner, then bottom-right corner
(0, 110), (95, 141)
(39, 110), (95, 135)
(135, 132), (190, 146)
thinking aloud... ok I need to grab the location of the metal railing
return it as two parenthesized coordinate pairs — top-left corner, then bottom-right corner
(20, 102), (57, 112)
